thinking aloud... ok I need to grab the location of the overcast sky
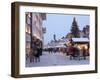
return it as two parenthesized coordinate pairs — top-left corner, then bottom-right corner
(43, 13), (90, 44)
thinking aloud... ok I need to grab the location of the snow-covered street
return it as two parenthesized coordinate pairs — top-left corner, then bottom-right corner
(26, 52), (89, 67)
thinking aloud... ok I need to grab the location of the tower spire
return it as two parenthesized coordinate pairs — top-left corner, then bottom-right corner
(70, 17), (80, 37)
(72, 17), (78, 27)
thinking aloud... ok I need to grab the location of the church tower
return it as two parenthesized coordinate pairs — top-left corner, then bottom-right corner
(70, 17), (80, 37)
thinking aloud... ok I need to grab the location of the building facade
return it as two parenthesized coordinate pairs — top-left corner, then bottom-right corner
(25, 12), (46, 55)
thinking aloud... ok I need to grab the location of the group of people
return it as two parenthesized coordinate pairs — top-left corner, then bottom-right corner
(46, 48), (59, 53)
(44, 44), (89, 60)
(26, 38), (43, 63)
(26, 37), (89, 62)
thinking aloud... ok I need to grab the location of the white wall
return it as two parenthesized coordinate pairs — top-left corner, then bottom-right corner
(0, 0), (100, 80)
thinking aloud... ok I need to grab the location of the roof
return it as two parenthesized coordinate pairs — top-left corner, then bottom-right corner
(72, 38), (89, 42)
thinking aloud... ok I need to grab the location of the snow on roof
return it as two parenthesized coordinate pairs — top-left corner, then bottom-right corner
(72, 38), (89, 42)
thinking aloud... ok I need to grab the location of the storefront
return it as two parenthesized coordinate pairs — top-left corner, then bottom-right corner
(72, 38), (89, 50)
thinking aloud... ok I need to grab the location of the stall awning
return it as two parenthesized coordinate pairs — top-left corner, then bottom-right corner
(72, 38), (89, 43)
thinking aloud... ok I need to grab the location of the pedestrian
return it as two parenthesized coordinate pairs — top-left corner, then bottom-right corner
(29, 48), (34, 62)
(69, 46), (74, 60)
(34, 40), (41, 62)
(35, 46), (40, 62)
(82, 47), (86, 60)
(39, 47), (42, 56)
(74, 47), (80, 60)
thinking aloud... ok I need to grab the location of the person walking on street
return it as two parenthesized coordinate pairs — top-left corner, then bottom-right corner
(82, 47), (86, 60)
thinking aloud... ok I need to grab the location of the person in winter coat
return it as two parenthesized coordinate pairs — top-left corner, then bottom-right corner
(68, 46), (74, 60)
(34, 39), (41, 62)
(82, 47), (86, 60)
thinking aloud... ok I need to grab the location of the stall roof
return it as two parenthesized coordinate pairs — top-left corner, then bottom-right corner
(72, 38), (89, 42)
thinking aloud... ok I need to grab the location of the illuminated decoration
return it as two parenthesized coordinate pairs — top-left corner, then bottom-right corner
(66, 41), (71, 46)
(25, 25), (31, 34)
(71, 38), (89, 50)
(77, 44), (88, 50)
